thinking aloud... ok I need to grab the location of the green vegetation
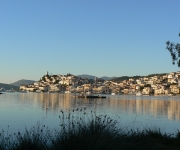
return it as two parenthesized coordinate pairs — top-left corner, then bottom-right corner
(140, 86), (144, 91)
(111, 73), (168, 82)
(166, 32), (180, 67)
(144, 84), (151, 87)
(54, 80), (59, 84)
(162, 78), (168, 83)
(41, 76), (46, 81)
(0, 109), (180, 150)
(147, 73), (167, 77)
(52, 75), (57, 77)
(111, 76), (141, 82)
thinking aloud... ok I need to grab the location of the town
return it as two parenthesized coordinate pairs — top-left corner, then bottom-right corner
(17, 71), (180, 96)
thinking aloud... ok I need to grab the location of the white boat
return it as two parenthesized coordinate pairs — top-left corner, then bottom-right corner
(6, 90), (15, 93)
(0, 88), (5, 92)
(111, 93), (115, 95)
(7, 81), (15, 92)
(86, 91), (91, 95)
(136, 92), (142, 96)
(65, 91), (71, 94)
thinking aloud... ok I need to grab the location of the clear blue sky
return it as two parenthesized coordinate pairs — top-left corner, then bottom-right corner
(1, 0), (180, 83)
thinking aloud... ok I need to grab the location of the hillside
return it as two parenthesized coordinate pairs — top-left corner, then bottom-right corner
(77, 74), (116, 80)
(11, 79), (36, 87)
(101, 76), (117, 80)
(111, 73), (168, 82)
(77, 74), (96, 79)
(0, 83), (19, 90)
(111, 76), (142, 82)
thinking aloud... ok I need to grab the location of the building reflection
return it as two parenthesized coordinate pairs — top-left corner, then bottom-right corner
(19, 93), (180, 121)
(106, 97), (180, 121)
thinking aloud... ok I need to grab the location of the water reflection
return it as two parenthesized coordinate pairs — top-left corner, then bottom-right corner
(1, 93), (180, 134)
(18, 93), (180, 121)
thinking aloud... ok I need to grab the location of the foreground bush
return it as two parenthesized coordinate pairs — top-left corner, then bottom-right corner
(0, 108), (180, 150)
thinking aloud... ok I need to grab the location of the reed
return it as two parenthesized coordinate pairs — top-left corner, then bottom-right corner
(0, 108), (180, 150)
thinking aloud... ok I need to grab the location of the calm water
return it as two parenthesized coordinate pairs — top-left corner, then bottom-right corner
(0, 93), (180, 134)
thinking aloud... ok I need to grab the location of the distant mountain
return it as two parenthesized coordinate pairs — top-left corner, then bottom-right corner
(0, 83), (19, 90)
(77, 74), (96, 79)
(77, 74), (117, 80)
(100, 76), (117, 80)
(11, 79), (36, 87)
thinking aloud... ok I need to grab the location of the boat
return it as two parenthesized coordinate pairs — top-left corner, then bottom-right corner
(77, 93), (86, 98)
(6, 90), (15, 93)
(78, 95), (86, 98)
(48, 90), (59, 93)
(0, 88), (5, 92)
(36, 90), (41, 93)
(111, 93), (115, 95)
(6, 81), (15, 93)
(86, 91), (91, 95)
(77, 93), (106, 98)
(86, 95), (106, 98)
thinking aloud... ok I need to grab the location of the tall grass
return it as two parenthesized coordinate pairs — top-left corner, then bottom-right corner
(0, 108), (180, 150)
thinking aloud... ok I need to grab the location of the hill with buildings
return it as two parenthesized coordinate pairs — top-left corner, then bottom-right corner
(18, 71), (180, 95)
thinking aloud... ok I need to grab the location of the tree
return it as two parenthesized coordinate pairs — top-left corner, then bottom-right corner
(144, 84), (151, 87)
(140, 86), (144, 91)
(42, 76), (46, 81)
(166, 32), (180, 66)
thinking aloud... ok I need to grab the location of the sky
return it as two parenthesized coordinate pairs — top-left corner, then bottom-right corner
(1, 0), (180, 83)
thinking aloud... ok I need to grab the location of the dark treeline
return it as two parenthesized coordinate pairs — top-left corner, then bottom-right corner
(111, 73), (167, 82)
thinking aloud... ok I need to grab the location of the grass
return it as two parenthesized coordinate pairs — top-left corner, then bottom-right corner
(0, 108), (180, 150)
